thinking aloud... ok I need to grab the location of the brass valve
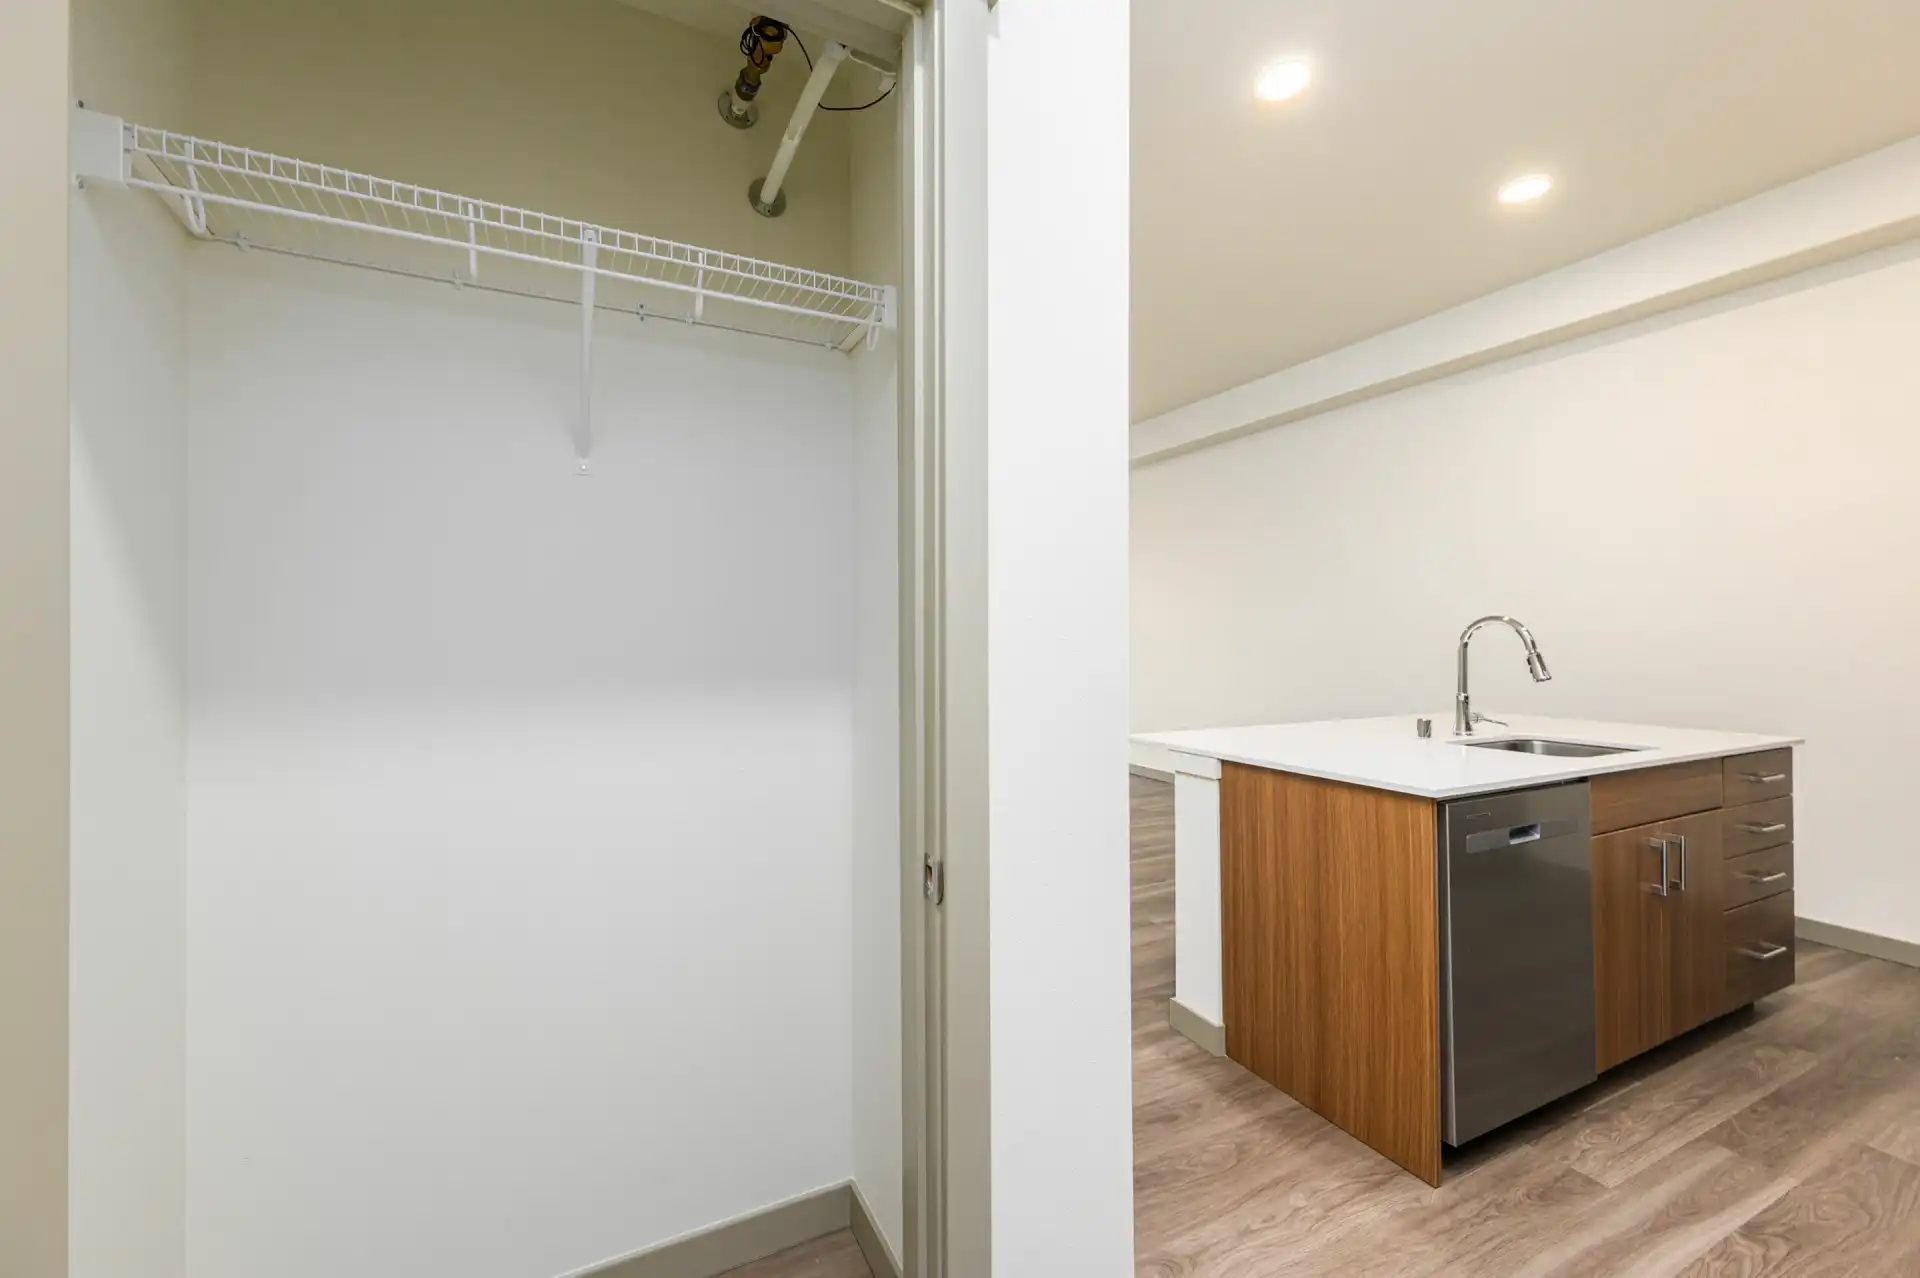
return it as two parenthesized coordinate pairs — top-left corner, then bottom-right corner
(720, 16), (791, 129)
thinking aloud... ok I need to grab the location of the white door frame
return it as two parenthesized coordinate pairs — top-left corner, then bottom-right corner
(899, 2), (990, 1275)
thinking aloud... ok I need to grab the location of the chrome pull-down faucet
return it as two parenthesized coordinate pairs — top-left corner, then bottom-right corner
(1456, 615), (1552, 735)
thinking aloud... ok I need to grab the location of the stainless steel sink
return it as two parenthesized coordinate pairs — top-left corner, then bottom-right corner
(1459, 738), (1644, 758)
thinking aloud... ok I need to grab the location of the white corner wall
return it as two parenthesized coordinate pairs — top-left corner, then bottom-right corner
(847, 89), (904, 1264)
(183, 251), (857, 1278)
(1134, 239), (1920, 948)
(69, 182), (190, 1278)
(70, 0), (193, 1274)
(987, 0), (1136, 1272)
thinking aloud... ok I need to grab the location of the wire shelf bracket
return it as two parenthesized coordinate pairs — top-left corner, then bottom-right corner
(578, 230), (598, 473)
(71, 109), (897, 472)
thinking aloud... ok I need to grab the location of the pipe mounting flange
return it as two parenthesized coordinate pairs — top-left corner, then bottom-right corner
(748, 177), (788, 218)
(718, 92), (758, 129)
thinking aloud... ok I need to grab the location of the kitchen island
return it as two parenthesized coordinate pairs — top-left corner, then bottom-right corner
(1133, 714), (1802, 1184)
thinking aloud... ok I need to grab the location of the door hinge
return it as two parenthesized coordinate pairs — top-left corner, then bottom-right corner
(923, 855), (945, 906)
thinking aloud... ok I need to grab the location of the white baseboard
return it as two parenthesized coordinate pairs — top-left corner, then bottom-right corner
(1168, 997), (1226, 1057)
(849, 1180), (901, 1278)
(574, 1183), (852, 1278)
(1798, 916), (1920, 970)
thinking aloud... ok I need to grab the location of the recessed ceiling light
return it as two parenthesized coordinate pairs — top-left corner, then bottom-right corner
(1255, 58), (1312, 103)
(1498, 173), (1554, 205)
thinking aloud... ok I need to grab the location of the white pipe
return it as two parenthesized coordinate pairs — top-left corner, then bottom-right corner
(760, 40), (848, 208)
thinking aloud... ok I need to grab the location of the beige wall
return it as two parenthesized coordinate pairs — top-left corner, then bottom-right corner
(0, 0), (72, 1273)
(72, 0), (189, 123)
(187, 0), (857, 276)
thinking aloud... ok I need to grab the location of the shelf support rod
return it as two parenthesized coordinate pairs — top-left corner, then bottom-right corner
(465, 202), (479, 281)
(183, 140), (208, 235)
(576, 230), (598, 474)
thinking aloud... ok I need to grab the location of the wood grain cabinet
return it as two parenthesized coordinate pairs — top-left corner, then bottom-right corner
(1592, 821), (1674, 1069)
(1592, 808), (1724, 1070)
(1590, 750), (1794, 1073)
(1723, 842), (1794, 910)
(1213, 745), (1798, 1187)
(1725, 891), (1797, 1006)
(1724, 748), (1794, 806)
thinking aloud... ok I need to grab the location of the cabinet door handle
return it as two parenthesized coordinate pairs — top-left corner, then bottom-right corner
(1644, 836), (1671, 896)
(1742, 772), (1788, 785)
(1738, 821), (1788, 834)
(1738, 942), (1789, 961)
(1738, 870), (1790, 884)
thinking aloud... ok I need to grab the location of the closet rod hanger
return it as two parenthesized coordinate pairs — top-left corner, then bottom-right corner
(577, 230), (597, 475)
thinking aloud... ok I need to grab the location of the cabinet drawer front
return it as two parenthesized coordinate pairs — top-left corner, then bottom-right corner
(1725, 891), (1795, 1008)
(1723, 797), (1793, 858)
(1724, 749), (1793, 806)
(1723, 844), (1794, 910)
(1590, 760), (1724, 835)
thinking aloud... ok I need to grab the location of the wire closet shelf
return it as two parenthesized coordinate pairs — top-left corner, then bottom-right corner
(118, 122), (895, 351)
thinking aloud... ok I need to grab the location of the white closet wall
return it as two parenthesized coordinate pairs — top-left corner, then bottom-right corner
(185, 252), (857, 1278)
(70, 2), (192, 1275)
(70, 186), (191, 1278)
(847, 93), (904, 1260)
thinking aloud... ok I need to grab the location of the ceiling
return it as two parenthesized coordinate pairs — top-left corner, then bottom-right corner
(1134, 0), (1920, 423)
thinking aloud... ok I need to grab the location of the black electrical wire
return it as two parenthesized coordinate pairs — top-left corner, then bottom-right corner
(786, 28), (898, 112)
(822, 85), (896, 112)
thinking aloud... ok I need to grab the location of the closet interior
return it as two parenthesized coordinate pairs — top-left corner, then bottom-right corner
(68, 1), (910, 1275)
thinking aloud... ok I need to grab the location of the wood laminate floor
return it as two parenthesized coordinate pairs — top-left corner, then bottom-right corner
(717, 1230), (871, 1278)
(1131, 774), (1920, 1276)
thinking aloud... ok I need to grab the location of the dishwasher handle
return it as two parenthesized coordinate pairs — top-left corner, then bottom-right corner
(1460, 817), (1579, 854)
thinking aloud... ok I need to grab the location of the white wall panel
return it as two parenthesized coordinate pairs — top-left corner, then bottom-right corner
(185, 251), (857, 1278)
(1136, 241), (1920, 948)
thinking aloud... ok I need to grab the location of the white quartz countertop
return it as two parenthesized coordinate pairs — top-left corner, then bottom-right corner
(1133, 714), (1801, 800)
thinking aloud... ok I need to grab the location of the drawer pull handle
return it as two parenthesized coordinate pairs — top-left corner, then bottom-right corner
(1738, 942), (1789, 961)
(1741, 772), (1788, 785)
(1738, 822), (1788, 834)
(1738, 870), (1790, 884)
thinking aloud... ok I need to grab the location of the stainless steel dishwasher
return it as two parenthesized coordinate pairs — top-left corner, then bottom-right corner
(1440, 782), (1597, 1145)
